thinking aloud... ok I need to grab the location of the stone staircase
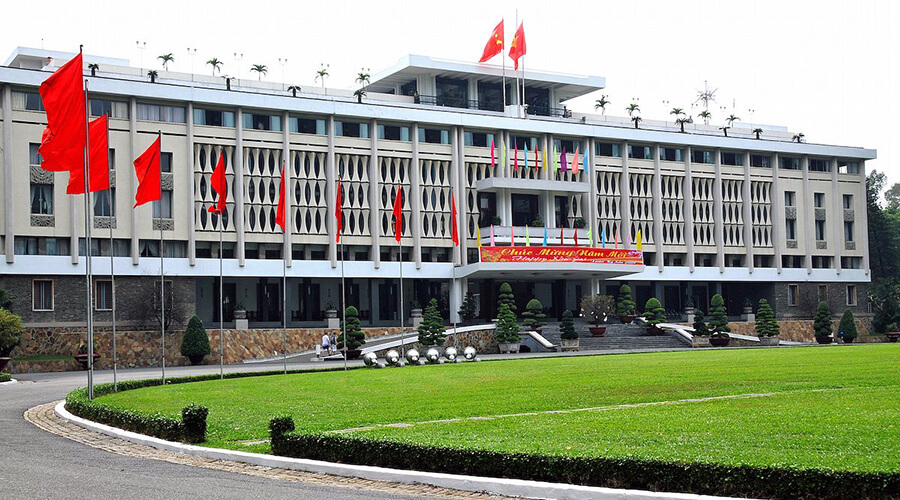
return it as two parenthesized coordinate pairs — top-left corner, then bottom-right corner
(539, 322), (688, 351)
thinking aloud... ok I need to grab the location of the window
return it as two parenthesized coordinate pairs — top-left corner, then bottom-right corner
(815, 220), (826, 241)
(511, 135), (539, 150)
(780, 157), (801, 170)
(595, 142), (621, 158)
(808, 158), (830, 172)
(627, 145), (651, 160)
(838, 160), (860, 174)
(15, 237), (69, 255)
(842, 256), (862, 269)
(813, 256), (833, 268)
(783, 256), (804, 268)
(720, 152), (743, 166)
(29, 143), (43, 165)
(160, 152), (173, 173)
(33, 280), (54, 311)
(843, 194), (853, 209)
(750, 154), (771, 168)
(95, 280), (113, 310)
(242, 112), (282, 131)
(90, 99), (129, 119)
(786, 219), (797, 240)
(30, 184), (53, 214)
(335, 121), (369, 138)
(784, 191), (796, 207)
(817, 284), (828, 302)
(844, 221), (854, 242)
(846, 285), (857, 306)
(291, 117), (325, 134)
(12, 91), (44, 111)
(464, 132), (495, 147)
(418, 128), (449, 144)
(554, 139), (577, 154)
(136, 103), (186, 123)
(94, 188), (115, 216)
(660, 147), (683, 162)
(788, 284), (799, 306)
(193, 108), (235, 127)
(378, 124), (410, 141)
(814, 192), (825, 208)
(691, 149), (713, 164)
(153, 190), (173, 218)
(435, 76), (469, 108)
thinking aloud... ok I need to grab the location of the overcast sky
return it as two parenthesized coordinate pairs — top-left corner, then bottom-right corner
(3, 0), (897, 186)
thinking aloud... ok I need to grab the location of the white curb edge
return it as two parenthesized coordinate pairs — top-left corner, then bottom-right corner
(54, 401), (748, 500)
(0, 378), (17, 385)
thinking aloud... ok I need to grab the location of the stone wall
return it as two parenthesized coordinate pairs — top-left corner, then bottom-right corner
(401, 328), (497, 354)
(727, 317), (874, 343)
(772, 281), (869, 320)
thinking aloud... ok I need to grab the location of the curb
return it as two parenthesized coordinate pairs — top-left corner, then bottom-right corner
(0, 378), (17, 385)
(54, 401), (748, 500)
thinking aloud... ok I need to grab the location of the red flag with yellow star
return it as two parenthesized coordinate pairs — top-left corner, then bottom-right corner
(509, 22), (526, 70)
(479, 20), (504, 62)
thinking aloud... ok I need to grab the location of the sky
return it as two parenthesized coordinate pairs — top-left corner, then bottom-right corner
(3, 0), (898, 186)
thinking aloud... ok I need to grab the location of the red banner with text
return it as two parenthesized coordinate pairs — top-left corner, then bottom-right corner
(480, 246), (644, 265)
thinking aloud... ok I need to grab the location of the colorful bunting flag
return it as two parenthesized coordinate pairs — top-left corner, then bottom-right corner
(490, 224), (496, 246)
(636, 228), (643, 251)
(525, 225), (531, 246)
(571, 146), (580, 175)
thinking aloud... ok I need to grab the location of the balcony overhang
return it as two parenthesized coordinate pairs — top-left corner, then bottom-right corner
(457, 261), (644, 280)
(476, 177), (590, 194)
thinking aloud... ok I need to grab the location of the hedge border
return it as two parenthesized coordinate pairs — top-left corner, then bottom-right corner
(269, 417), (900, 500)
(0, 372), (11, 382)
(65, 365), (362, 443)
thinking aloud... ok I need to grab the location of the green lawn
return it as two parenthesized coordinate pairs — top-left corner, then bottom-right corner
(97, 345), (900, 471)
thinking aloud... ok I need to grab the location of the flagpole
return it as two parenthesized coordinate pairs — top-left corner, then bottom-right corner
(514, 10), (520, 108)
(501, 17), (506, 113)
(399, 232), (405, 358)
(106, 121), (117, 392)
(218, 210), (224, 379)
(158, 130), (165, 383)
(283, 244), (288, 375)
(82, 65), (95, 400)
(340, 236), (347, 370)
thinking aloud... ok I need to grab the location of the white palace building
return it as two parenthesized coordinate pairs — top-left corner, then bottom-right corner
(0, 47), (875, 330)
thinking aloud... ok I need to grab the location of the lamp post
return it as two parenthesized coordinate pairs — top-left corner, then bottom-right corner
(233, 52), (243, 84)
(187, 48), (197, 82)
(278, 57), (287, 91)
(136, 41), (146, 72)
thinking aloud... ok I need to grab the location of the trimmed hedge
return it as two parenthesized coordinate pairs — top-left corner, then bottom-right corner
(0, 372), (10, 382)
(270, 416), (900, 500)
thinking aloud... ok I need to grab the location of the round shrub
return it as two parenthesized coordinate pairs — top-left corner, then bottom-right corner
(616, 285), (636, 318)
(0, 309), (24, 358)
(754, 299), (780, 337)
(644, 298), (665, 326)
(708, 294), (730, 336)
(839, 308), (857, 342)
(417, 298), (446, 346)
(498, 282), (516, 313)
(522, 299), (547, 331)
(813, 301), (832, 340)
(180, 315), (211, 358)
(495, 303), (520, 344)
(692, 309), (709, 337)
(559, 310), (578, 340)
(339, 306), (366, 351)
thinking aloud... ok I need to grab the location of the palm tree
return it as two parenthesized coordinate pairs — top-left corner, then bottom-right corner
(698, 110), (712, 125)
(594, 95), (610, 115)
(726, 114), (740, 128)
(792, 132), (805, 143)
(626, 103), (641, 117)
(631, 115), (642, 129)
(158, 53), (174, 71)
(676, 117), (690, 133)
(87, 63), (99, 77)
(752, 128), (763, 139)
(287, 85), (301, 97)
(250, 64), (268, 81)
(315, 64), (330, 89)
(670, 107), (684, 117)
(354, 88), (367, 104)
(206, 58), (222, 76)
(147, 70), (158, 83)
(356, 70), (371, 89)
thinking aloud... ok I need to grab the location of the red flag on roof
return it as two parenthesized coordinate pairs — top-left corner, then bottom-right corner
(38, 52), (85, 173)
(479, 20), (504, 62)
(392, 186), (403, 242)
(66, 115), (109, 194)
(133, 136), (161, 207)
(275, 165), (286, 231)
(508, 22), (526, 70)
(335, 180), (343, 242)
(208, 151), (227, 214)
(451, 190), (459, 246)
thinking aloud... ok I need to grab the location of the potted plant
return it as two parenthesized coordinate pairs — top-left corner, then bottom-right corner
(459, 290), (478, 325)
(529, 217), (544, 228)
(885, 323), (900, 342)
(74, 336), (101, 370)
(522, 299), (547, 334)
(616, 284), (636, 324)
(838, 308), (857, 344)
(338, 306), (365, 359)
(754, 298), (780, 346)
(643, 297), (666, 335)
(813, 301), (833, 344)
(234, 301), (248, 320)
(324, 301), (338, 319)
(741, 297), (755, 322)
(498, 282), (517, 314)
(708, 293), (731, 347)
(491, 216), (502, 226)
(180, 315), (211, 365)
(684, 296), (695, 324)
(495, 303), (521, 353)
(691, 309), (711, 347)
(581, 295), (614, 336)
(0, 309), (24, 371)
(559, 310), (579, 351)
(573, 217), (586, 229)
(417, 298), (446, 350)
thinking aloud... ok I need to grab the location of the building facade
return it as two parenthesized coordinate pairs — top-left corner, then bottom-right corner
(0, 49), (875, 331)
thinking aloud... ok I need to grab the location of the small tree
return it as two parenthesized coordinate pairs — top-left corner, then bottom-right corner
(616, 285), (636, 318)
(459, 290), (478, 323)
(839, 308), (857, 342)
(522, 299), (547, 331)
(754, 299), (780, 337)
(813, 301), (833, 340)
(417, 298), (446, 346)
(180, 315), (211, 359)
(708, 293), (730, 336)
(0, 309), (24, 357)
(338, 306), (365, 351)
(644, 298), (665, 326)
(495, 303), (520, 344)
(692, 309), (710, 337)
(581, 295), (614, 325)
(498, 282), (516, 313)
(559, 310), (577, 340)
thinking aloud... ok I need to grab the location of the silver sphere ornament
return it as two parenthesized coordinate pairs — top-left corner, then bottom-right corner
(444, 346), (458, 361)
(425, 348), (440, 363)
(405, 349), (420, 363)
(464, 346), (477, 360)
(363, 352), (377, 367)
(385, 349), (401, 366)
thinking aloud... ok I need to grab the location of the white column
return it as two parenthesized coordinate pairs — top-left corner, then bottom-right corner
(772, 153), (783, 274)
(282, 111), (292, 268)
(450, 126), (461, 266)
(684, 146), (695, 272)
(449, 273), (463, 324)
(129, 97), (139, 265)
(652, 145), (664, 272)
(859, 160), (870, 275)
(713, 149), (724, 272)
(326, 116), (336, 266)
(802, 155), (812, 274)
(411, 123), (422, 269)
(620, 141), (631, 249)
(2, 85), (13, 263)
(586, 138), (598, 248)
(369, 118), (380, 268)
(458, 127), (468, 266)
(187, 103), (196, 266)
(235, 108), (246, 266)
(831, 157), (842, 275)
(742, 151), (753, 272)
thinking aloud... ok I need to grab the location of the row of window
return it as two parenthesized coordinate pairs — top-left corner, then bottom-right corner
(784, 191), (855, 242)
(787, 284), (858, 307)
(31, 279), (170, 312)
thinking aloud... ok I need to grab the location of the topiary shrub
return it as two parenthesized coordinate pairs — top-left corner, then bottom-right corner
(417, 298), (446, 346)
(522, 299), (547, 331)
(559, 310), (577, 340)
(838, 308), (857, 343)
(708, 294), (730, 337)
(495, 303), (520, 344)
(616, 285), (636, 318)
(339, 306), (365, 351)
(813, 301), (832, 340)
(643, 298), (665, 327)
(692, 309), (709, 337)
(498, 282), (516, 313)
(754, 299), (780, 337)
(459, 290), (478, 323)
(181, 403), (209, 443)
(180, 315), (211, 362)
(0, 309), (24, 358)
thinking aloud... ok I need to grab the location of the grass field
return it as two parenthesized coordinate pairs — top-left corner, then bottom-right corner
(97, 345), (900, 472)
